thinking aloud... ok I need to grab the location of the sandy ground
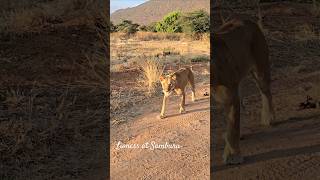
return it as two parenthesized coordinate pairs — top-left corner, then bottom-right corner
(111, 81), (210, 179)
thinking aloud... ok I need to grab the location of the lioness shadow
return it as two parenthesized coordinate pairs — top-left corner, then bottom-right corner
(213, 144), (320, 172)
(271, 113), (320, 126)
(213, 114), (320, 172)
(164, 97), (209, 119)
(165, 107), (210, 119)
(185, 97), (209, 106)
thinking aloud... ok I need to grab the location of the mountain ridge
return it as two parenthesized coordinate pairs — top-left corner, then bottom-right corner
(110, 0), (210, 25)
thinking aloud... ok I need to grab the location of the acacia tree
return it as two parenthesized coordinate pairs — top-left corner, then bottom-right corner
(180, 10), (210, 34)
(155, 11), (182, 33)
(116, 20), (139, 34)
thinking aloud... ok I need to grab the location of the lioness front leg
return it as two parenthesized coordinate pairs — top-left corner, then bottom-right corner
(159, 95), (168, 119)
(252, 71), (275, 126)
(223, 95), (243, 165)
(179, 92), (186, 114)
(190, 80), (196, 102)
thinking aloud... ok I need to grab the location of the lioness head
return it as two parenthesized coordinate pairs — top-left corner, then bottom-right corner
(159, 74), (177, 96)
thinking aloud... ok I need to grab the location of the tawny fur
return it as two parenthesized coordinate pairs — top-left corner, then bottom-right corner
(159, 67), (196, 119)
(212, 18), (275, 165)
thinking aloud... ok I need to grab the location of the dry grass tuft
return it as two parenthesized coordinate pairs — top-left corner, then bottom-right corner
(295, 24), (319, 41)
(139, 59), (163, 95)
(4, 88), (25, 108)
(110, 63), (126, 72)
(311, 0), (320, 17)
(111, 32), (183, 41)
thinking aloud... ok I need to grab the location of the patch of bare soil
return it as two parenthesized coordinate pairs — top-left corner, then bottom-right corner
(213, 2), (320, 179)
(110, 64), (210, 179)
(0, 26), (107, 179)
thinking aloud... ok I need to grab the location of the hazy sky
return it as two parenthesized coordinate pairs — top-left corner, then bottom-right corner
(110, 0), (147, 14)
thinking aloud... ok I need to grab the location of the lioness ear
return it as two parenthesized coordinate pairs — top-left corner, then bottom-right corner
(159, 75), (164, 81)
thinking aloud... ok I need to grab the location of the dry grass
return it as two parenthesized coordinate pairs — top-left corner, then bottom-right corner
(111, 32), (182, 41)
(111, 32), (210, 42)
(110, 63), (126, 72)
(0, 0), (102, 34)
(139, 59), (163, 95)
(134, 32), (182, 41)
(110, 33), (209, 63)
(295, 24), (319, 41)
(4, 88), (25, 108)
(311, 0), (320, 16)
(0, 1), (107, 178)
(0, 84), (107, 178)
(72, 52), (107, 90)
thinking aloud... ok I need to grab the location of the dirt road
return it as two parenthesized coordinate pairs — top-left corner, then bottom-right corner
(111, 82), (210, 179)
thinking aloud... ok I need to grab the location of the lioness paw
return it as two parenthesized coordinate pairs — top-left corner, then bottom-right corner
(179, 108), (186, 114)
(224, 154), (244, 165)
(157, 115), (166, 119)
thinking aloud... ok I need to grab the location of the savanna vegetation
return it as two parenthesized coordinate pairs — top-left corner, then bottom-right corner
(111, 10), (209, 36)
(110, 10), (210, 125)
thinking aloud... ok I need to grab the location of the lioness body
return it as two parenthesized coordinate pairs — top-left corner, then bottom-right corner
(159, 67), (195, 119)
(212, 18), (275, 164)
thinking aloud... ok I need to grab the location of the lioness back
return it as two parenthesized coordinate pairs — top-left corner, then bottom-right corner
(213, 18), (270, 88)
(173, 67), (194, 89)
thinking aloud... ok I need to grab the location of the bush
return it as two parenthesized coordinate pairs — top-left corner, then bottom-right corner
(116, 20), (139, 34)
(138, 25), (147, 31)
(146, 22), (157, 32)
(180, 10), (210, 34)
(155, 11), (182, 33)
(110, 21), (116, 32)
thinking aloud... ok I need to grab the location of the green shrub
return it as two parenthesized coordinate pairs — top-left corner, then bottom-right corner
(146, 22), (157, 32)
(155, 11), (182, 33)
(180, 10), (209, 34)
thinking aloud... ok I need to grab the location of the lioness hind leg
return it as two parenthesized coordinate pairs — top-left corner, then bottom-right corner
(252, 71), (275, 126)
(223, 94), (243, 165)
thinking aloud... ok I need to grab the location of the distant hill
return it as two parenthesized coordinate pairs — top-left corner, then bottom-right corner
(110, 0), (210, 25)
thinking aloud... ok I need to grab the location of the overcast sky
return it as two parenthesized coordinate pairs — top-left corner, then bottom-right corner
(110, 0), (147, 14)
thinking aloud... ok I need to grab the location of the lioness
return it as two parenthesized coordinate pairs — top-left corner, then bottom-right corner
(159, 67), (196, 119)
(212, 18), (275, 165)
